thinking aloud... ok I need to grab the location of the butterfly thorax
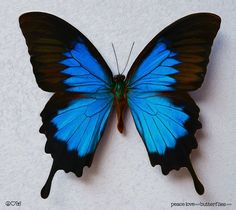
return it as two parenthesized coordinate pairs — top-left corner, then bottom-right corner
(112, 74), (127, 133)
(112, 75), (126, 98)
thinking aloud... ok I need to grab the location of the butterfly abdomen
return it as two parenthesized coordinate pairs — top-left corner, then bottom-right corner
(112, 75), (127, 133)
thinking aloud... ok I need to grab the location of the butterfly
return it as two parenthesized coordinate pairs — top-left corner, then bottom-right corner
(19, 12), (221, 199)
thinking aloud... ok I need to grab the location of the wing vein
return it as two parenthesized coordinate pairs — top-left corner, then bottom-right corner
(69, 51), (110, 86)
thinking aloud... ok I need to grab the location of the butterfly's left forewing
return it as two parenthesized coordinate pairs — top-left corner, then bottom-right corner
(19, 12), (114, 198)
(126, 13), (221, 195)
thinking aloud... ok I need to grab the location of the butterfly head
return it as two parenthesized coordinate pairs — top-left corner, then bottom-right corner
(113, 74), (125, 82)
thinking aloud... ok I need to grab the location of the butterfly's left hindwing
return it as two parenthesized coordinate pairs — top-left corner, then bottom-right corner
(126, 13), (221, 195)
(19, 12), (114, 198)
(128, 91), (200, 171)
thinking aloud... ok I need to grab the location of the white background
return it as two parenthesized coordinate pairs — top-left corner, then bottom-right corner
(0, 0), (236, 209)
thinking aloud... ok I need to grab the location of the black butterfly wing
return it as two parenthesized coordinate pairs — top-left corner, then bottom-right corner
(19, 12), (114, 198)
(126, 13), (221, 194)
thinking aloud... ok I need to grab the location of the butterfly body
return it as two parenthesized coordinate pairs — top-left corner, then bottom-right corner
(19, 12), (221, 198)
(112, 74), (127, 133)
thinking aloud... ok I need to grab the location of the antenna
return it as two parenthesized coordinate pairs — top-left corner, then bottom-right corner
(121, 42), (135, 75)
(111, 43), (120, 74)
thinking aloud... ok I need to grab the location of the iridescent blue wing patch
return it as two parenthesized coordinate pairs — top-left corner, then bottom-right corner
(19, 12), (114, 198)
(126, 13), (221, 195)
